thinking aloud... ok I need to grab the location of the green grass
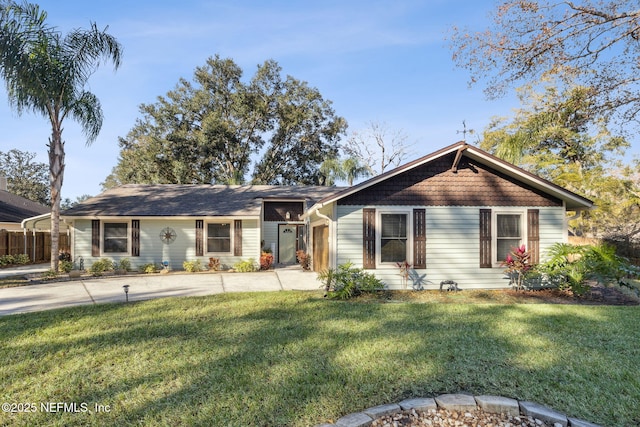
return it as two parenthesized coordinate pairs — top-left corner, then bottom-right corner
(0, 274), (30, 288)
(1, 292), (639, 426)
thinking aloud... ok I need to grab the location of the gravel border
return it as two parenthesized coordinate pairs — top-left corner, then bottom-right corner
(314, 393), (602, 427)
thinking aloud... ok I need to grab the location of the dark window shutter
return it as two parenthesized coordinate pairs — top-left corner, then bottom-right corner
(234, 220), (242, 256)
(413, 209), (426, 268)
(91, 220), (100, 257)
(527, 209), (540, 265)
(479, 209), (492, 268)
(131, 220), (140, 257)
(363, 208), (376, 269)
(195, 220), (204, 256)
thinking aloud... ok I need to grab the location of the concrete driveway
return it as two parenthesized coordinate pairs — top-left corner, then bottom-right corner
(0, 267), (322, 316)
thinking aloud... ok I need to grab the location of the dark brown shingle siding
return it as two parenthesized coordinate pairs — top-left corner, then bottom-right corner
(263, 202), (304, 221)
(338, 153), (562, 207)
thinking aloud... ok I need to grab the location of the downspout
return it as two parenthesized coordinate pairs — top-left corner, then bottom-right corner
(567, 209), (584, 221)
(302, 204), (333, 270)
(314, 209), (331, 223)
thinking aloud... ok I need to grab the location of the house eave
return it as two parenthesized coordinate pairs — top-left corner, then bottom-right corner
(462, 147), (594, 210)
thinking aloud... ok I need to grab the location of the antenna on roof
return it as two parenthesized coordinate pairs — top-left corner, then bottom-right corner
(456, 120), (476, 143)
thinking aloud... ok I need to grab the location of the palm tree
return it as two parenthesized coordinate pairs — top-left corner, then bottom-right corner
(0, 1), (122, 270)
(341, 157), (370, 186)
(318, 156), (371, 186)
(318, 157), (345, 186)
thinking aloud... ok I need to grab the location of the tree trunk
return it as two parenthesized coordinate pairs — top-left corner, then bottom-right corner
(48, 126), (65, 272)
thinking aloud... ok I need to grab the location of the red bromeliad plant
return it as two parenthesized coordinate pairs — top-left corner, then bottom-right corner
(502, 244), (531, 290)
(260, 252), (274, 270)
(396, 260), (411, 289)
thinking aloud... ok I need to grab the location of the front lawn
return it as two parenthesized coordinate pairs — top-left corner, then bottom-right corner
(1, 291), (638, 426)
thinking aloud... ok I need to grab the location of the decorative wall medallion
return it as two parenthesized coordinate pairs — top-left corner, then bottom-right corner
(160, 227), (177, 244)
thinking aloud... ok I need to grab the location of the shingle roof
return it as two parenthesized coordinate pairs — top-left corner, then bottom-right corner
(0, 190), (50, 223)
(62, 184), (345, 217)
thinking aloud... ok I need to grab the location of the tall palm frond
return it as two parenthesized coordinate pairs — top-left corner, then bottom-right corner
(0, 0), (122, 270)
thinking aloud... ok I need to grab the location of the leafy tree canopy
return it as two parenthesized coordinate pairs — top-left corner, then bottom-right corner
(105, 55), (347, 187)
(450, 0), (640, 128)
(482, 86), (629, 183)
(0, 149), (49, 205)
(481, 85), (638, 239)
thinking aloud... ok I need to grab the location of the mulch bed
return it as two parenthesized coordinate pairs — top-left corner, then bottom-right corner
(504, 284), (639, 306)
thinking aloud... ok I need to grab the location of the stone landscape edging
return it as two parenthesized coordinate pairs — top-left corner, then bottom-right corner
(314, 393), (602, 427)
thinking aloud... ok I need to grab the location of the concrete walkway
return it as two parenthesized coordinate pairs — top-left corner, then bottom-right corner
(0, 267), (321, 316)
(0, 263), (51, 279)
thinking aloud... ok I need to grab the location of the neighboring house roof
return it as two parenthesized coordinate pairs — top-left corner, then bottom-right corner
(308, 141), (594, 212)
(0, 189), (50, 224)
(62, 184), (346, 217)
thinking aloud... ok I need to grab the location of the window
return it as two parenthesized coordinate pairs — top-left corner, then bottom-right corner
(380, 213), (408, 263)
(207, 223), (231, 253)
(103, 223), (128, 253)
(496, 213), (522, 262)
(480, 209), (539, 268)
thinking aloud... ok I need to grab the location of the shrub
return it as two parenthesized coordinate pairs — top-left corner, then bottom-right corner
(0, 255), (14, 266)
(502, 245), (532, 290)
(41, 269), (58, 280)
(233, 258), (259, 272)
(58, 251), (71, 261)
(12, 254), (30, 265)
(296, 250), (311, 271)
(183, 260), (203, 272)
(117, 258), (132, 271)
(0, 254), (29, 266)
(260, 252), (274, 270)
(139, 263), (159, 274)
(537, 242), (637, 296)
(318, 262), (385, 300)
(208, 257), (221, 271)
(58, 260), (74, 273)
(582, 243), (635, 285)
(89, 258), (114, 276)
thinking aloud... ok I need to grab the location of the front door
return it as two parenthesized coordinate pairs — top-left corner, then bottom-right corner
(278, 224), (297, 264)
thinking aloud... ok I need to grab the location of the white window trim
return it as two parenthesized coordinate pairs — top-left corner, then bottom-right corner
(101, 221), (130, 255)
(206, 221), (234, 255)
(376, 209), (413, 268)
(491, 209), (527, 267)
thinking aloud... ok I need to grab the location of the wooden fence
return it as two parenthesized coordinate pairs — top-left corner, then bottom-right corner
(568, 235), (640, 266)
(0, 230), (70, 263)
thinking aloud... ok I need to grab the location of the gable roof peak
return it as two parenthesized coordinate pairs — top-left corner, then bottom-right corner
(310, 141), (593, 211)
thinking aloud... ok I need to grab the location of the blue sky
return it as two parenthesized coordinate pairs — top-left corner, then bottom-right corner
(2, 0), (632, 200)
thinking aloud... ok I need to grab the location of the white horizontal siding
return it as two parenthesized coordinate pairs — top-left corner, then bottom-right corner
(71, 218), (260, 271)
(71, 219), (92, 267)
(262, 222), (279, 256)
(336, 206), (364, 266)
(335, 205), (567, 290)
(422, 206), (507, 290)
(538, 208), (565, 262)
